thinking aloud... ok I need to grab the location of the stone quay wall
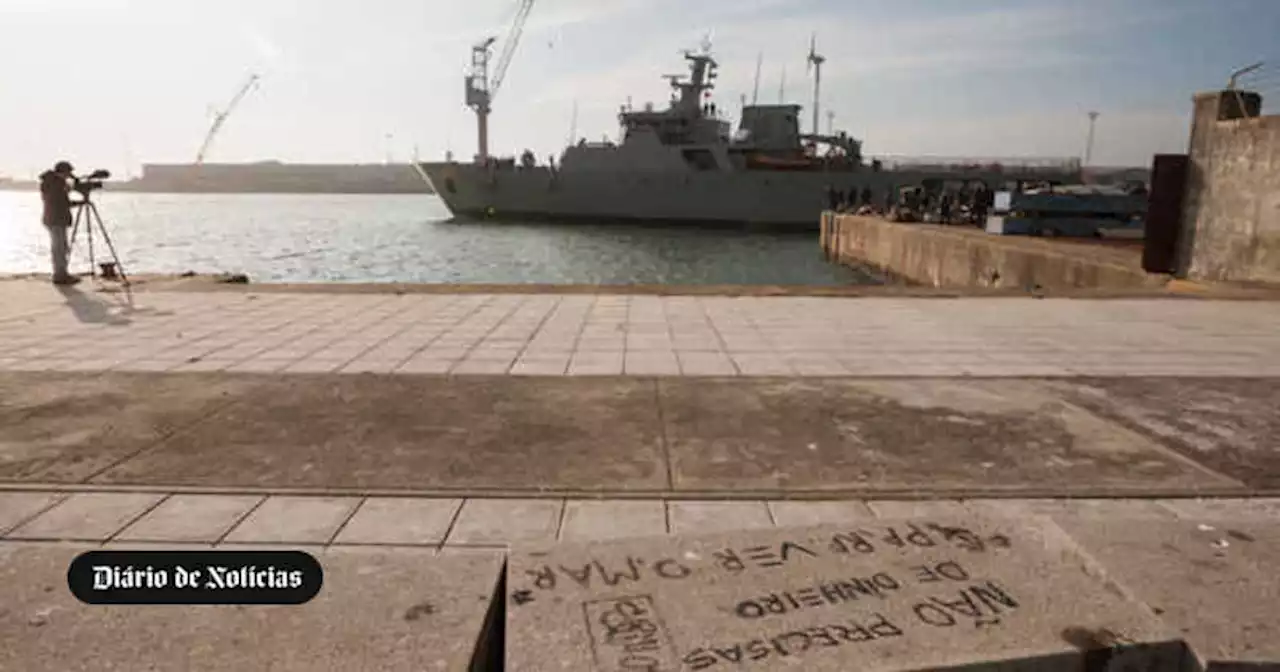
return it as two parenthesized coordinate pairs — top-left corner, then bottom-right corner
(819, 213), (1162, 291)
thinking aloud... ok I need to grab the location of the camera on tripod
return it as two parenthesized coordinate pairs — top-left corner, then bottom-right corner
(71, 169), (111, 197)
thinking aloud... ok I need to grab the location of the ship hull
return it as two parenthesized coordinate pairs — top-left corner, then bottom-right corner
(418, 162), (1076, 230)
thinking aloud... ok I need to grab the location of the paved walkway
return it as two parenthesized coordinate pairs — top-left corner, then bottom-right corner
(4, 371), (1278, 495)
(2, 490), (1276, 553)
(1, 281), (1278, 376)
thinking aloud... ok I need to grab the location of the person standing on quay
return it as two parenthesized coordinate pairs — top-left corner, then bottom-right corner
(38, 160), (81, 285)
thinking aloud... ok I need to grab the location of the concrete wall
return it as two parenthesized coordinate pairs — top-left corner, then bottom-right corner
(1179, 91), (1280, 284)
(820, 214), (1162, 290)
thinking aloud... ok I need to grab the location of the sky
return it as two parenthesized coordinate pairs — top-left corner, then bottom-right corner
(1, 0), (1278, 178)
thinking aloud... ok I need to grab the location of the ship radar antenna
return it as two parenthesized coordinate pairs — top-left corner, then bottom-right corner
(806, 32), (826, 137)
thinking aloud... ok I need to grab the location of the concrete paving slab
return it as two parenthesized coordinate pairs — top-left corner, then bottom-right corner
(0, 372), (255, 482)
(334, 497), (462, 545)
(661, 378), (1241, 493)
(222, 496), (358, 544)
(448, 498), (563, 546)
(667, 500), (773, 534)
(867, 500), (975, 519)
(1159, 497), (1280, 521)
(5, 492), (164, 541)
(0, 545), (503, 671)
(92, 375), (669, 492)
(0, 492), (64, 534)
(767, 500), (874, 527)
(1049, 378), (1280, 489)
(505, 515), (1192, 671)
(1053, 516), (1280, 668)
(560, 500), (667, 541)
(115, 494), (263, 543)
(971, 498), (1180, 521)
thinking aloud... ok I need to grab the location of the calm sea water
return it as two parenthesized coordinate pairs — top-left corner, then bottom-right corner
(0, 192), (878, 285)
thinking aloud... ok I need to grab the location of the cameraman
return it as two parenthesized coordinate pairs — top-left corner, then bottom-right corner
(39, 160), (81, 285)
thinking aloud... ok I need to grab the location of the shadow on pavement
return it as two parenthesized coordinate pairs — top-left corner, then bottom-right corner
(55, 285), (132, 326)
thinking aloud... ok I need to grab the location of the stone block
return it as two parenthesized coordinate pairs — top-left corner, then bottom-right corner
(506, 515), (1194, 671)
(1052, 516), (1280, 669)
(0, 492), (64, 534)
(222, 496), (358, 544)
(0, 545), (503, 671)
(667, 501), (773, 534)
(561, 500), (667, 542)
(116, 494), (262, 543)
(448, 498), (562, 546)
(7, 493), (164, 542)
(768, 500), (873, 527)
(333, 497), (462, 546)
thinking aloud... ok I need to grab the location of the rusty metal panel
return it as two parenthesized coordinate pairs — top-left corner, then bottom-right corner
(1143, 154), (1189, 274)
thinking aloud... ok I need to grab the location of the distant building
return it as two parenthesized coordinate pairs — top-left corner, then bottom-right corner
(121, 162), (434, 194)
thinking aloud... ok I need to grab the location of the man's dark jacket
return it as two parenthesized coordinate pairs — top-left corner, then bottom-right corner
(40, 171), (73, 228)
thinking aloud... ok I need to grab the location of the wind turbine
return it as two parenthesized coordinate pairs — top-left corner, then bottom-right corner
(806, 33), (825, 137)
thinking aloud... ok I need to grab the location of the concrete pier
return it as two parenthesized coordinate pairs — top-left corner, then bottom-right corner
(820, 213), (1162, 290)
(2, 277), (1279, 669)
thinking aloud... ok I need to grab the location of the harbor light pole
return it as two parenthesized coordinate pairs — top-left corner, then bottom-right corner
(1084, 111), (1099, 167)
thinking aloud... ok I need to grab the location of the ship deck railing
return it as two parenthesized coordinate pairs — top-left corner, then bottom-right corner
(869, 155), (1083, 174)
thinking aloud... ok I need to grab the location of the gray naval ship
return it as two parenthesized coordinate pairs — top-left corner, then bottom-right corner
(418, 48), (1082, 229)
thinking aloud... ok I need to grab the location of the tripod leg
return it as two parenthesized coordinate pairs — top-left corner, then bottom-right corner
(89, 204), (130, 286)
(86, 203), (96, 278)
(69, 206), (82, 248)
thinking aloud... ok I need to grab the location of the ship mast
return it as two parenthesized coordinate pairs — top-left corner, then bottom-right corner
(465, 0), (536, 163)
(806, 34), (825, 137)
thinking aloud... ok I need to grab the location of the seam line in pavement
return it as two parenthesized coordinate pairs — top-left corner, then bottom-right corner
(0, 492), (70, 538)
(214, 495), (268, 545)
(74, 390), (251, 485)
(653, 378), (675, 491)
(1055, 396), (1255, 489)
(450, 296), (531, 375)
(326, 496), (368, 545)
(0, 483), (1273, 500)
(435, 498), (468, 551)
(553, 498), (569, 541)
(104, 493), (173, 544)
(513, 294), (565, 370)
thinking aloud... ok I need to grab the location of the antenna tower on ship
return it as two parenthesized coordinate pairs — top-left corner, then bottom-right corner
(465, 0), (536, 163)
(196, 73), (261, 164)
(806, 33), (825, 137)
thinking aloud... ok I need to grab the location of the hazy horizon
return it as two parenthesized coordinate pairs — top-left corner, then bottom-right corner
(3, 0), (1278, 178)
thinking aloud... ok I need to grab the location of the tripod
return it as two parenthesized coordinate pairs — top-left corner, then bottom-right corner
(68, 195), (130, 286)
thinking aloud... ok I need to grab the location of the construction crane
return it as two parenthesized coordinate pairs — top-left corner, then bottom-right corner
(465, 0), (535, 163)
(195, 74), (261, 164)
